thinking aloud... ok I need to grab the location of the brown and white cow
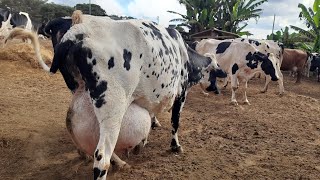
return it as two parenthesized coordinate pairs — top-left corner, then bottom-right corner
(281, 48), (308, 83)
(196, 39), (279, 105)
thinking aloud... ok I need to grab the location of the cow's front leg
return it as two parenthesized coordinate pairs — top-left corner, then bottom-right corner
(243, 81), (250, 105)
(277, 71), (284, 95)
(92, 91), (128, 180)
(170, 91), (187, 153)
(261, 75), (270, 93)
(230, 75), (238, 105)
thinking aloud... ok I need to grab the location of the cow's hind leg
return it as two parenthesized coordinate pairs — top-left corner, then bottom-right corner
(295, 70), (302, 84)
(230, 75), (238, 105)
(170, 90), (187, 153)
(92, 89), (129, 180)
(110, 153), (130, 172)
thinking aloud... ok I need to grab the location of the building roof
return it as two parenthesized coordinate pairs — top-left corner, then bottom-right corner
(190, 28), (240, 40)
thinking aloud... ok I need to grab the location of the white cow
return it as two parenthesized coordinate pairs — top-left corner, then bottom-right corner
(6, 13), (222, 179)
(196, 39), (279, 105)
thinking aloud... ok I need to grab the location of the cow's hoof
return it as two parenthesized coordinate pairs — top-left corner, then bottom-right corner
(230, 101), (238, 106)
(213, 90), (220, 94)
(202, 92), (210, 96)
(243, 101), (251, 105)
(77, 149), (92, 162)
(110, 162), (131, 173)
(260, 90), (267, 93)
(171, 145), (183, 153)
(151, 117), (161, 129)
(132, 141), (144, 155)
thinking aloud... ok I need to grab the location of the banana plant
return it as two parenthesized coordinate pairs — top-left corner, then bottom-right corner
(291, 0), (320, 52)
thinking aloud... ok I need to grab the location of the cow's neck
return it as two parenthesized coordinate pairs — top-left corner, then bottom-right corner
(186, 46), (211, 87)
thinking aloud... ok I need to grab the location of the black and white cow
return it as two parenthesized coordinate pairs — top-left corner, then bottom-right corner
(6, 13), (224, 179)
(196, 38), (279, 105)
(234, 38), (284, 94)
(310, 53), (320, 82)
(203, 38), (284, 95)
(0, 8), (32, 38)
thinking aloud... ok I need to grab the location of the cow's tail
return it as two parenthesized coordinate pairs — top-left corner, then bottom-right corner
(71, 10), (83, 25)
(5, 28), (50, 72)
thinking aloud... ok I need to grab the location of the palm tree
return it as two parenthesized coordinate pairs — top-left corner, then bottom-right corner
(222, 0), (267, 35)
(290, 0), (320, 52)
(168, 0), (222, 34)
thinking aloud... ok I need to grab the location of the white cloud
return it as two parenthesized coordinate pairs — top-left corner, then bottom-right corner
(127, 0), (186, 27)
(244, 0), (314, 39)
(94, 0), (125, 15)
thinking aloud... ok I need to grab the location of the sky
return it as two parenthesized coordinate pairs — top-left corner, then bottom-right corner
(49, 0), (314, 39)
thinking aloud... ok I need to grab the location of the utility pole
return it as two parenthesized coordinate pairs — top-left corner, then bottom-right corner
(271, 14), (275, 40)
(89, 0), (92, 15)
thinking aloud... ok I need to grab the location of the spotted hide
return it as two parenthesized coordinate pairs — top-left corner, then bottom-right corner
(310, 53), (320, 82)
(234, 38), (284, 94)
(6, 15), (221, 179)
(196, 38), (279, 105)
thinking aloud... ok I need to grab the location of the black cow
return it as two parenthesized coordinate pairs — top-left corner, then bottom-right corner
(310, 54), (320, 82)
(37, 17), (72, 50)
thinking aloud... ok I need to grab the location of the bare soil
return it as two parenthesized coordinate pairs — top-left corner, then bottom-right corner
(1, 40), (320, 180)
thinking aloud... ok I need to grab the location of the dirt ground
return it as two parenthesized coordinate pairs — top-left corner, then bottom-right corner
(1, 40), (320, 180)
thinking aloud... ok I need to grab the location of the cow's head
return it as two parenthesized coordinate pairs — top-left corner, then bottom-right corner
(43, 18), (72, 50)
(254, 52), (279, 81)
(186, 47), (226, 88)
(310, 54), (320, 71)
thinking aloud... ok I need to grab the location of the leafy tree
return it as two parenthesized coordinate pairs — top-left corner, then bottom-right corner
(168, 0), (267, 36)
(0, 0), (48, 23)
(290, 0), (320, 52)
(39, 3), (74, 22)
(222, 0), (267, 36)
(75, 3), (106, 16)
(168, 0), (222, 34)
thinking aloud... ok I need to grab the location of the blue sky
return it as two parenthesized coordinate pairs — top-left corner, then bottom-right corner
(50, 0), (314, 39)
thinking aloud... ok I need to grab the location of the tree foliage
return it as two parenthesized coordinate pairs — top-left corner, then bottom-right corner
(39, 3), (74, 23)
(266, 26), (302, 49)
(290, 0), (320, 52)
(75, 3), (106, 16)
(0, 0), (48, 23)
(168, 0), (267, 36)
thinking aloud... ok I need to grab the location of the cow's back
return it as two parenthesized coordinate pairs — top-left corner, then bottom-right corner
(61, 18), (188, 115)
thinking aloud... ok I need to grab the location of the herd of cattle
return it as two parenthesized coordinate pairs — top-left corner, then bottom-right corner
(2, 8), (320, 180)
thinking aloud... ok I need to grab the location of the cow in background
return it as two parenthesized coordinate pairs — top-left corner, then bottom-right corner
(310, 53), (320, 82)
(36, 17), (72, 50)
(0, 8), (33, 39)
(281, 48), (308, 83)
(195, 39), (279, 105)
